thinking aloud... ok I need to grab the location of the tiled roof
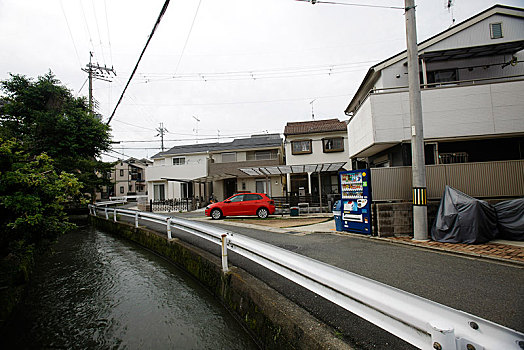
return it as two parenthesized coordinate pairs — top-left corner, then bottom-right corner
(152, 134), (282, 158)
(284, 118), (347, 136)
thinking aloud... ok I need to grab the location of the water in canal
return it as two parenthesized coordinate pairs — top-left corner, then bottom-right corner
(2, 226), (258, 349)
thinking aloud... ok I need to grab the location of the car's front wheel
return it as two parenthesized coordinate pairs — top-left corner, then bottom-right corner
(211, 209), (223, 220)
(257, 207), (269, 219)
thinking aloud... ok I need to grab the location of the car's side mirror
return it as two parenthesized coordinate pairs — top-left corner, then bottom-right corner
(224, 200), (231, 203)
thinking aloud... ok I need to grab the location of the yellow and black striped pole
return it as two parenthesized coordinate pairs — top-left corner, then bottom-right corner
(413, 187), (427, 206)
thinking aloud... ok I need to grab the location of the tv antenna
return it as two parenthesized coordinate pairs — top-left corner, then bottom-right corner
(192, 115), (200, 143)
(309, 99), (316, 120)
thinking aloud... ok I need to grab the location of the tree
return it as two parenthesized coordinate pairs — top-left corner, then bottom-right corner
(0, 138), (82, 256)
(0, 72), (113, 199)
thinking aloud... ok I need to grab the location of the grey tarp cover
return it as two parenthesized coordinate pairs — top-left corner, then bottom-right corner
(431, 186), (498, 244)
(494, 198), (524, 241)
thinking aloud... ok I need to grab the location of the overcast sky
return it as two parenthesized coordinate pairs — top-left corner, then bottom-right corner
(1, 0), (522, 161)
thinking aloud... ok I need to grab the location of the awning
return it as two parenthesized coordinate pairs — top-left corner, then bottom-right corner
(239, 162), (347, 176)
(420, 40), (524, 63)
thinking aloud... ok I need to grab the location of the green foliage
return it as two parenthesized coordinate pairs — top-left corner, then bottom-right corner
(0, 71), (113, 199)
(0, 138), (83, 256)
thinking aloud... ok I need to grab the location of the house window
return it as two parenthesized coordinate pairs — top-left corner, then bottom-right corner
(120, 186), (124, 194)
(256, 180), (267, 193)
(172, 157), (185, 166)
(291, 140), (312, 155)
(490, 22), (503, 39)
(424, 69), (458, 84)
(439, 152), (469, 164)
(323, 137), (344, 153)
(153, 184), (165, 201)
(120, 169), (124, 177)
(221, 152), (237, 163)
(255, 150), (277, 160)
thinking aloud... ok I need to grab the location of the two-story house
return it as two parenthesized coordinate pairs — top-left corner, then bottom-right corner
(108, 158), (152, 198)
(146, 144), (210, 201)
(283, 119), (349, 198)
(344, 4), (524, 169)
(206, 134), (284, 200)
(146, 134), (284, 203)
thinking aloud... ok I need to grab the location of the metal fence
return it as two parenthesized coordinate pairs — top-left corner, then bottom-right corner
(371, 160), (524, 201)
(89, 204), (523, 350)
(151, 198), (192, 212)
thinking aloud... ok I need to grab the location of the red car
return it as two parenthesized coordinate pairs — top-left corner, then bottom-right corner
(205, 193), (275, 220)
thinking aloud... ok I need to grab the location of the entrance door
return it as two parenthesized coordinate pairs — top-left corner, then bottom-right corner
(224, 178), (237, 199)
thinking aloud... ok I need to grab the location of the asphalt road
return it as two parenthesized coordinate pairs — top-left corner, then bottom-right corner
(115, 209), (524, 349)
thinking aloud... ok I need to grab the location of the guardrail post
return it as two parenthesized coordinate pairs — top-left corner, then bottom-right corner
(221, 234), (229, 273)
(113, 208), (117, 222)
(105, 207), (108, 220)
(429, 321), (457, 350)
(135, 212), (139, 228)
(166, 218), (172, 240)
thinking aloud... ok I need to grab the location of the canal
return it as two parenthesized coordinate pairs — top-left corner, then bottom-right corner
(1, 226), (258, 349)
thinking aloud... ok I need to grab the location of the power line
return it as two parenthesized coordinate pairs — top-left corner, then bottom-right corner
(107, 0), (171, 125)
(59, 0), (82, 67)
(91, 0), (107, 66)
(123, 93), (350, 107)
(80, 0), (96, 54)
(104, 0), (113, 66)
(295, 0), (404, 10)
(174, 0), (202, 75)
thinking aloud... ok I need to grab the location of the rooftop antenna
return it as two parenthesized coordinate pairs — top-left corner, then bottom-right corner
(192, 115), (200, 143)
(446, 0), (455, 27)
(217, 129), (220, 142)
(309, 99), (316, 120)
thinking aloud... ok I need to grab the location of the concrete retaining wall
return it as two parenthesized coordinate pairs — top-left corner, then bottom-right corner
(89, 216), (351, 350)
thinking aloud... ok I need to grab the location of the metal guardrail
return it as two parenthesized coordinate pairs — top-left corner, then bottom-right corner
(109, 195), (147, 201)
(88, 204), (524, 350)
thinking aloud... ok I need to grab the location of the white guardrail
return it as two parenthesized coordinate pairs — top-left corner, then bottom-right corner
(88, 204), (524, 350)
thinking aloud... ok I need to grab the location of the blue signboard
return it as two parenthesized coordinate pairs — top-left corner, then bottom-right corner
(338, 169), (372, 234)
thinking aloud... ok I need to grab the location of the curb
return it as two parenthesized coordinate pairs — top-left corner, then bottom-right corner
(332, 231), (524, 268)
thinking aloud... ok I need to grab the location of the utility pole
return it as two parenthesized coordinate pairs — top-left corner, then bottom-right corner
(81, 51), (116, 115)
(156, 123), (168, 152)
(405, 0), (428, 241)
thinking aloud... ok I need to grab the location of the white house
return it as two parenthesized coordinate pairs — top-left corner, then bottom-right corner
(146, 144), (210, 201)
(344, 4), (524, 169)
(146, 134), (284, 202)
(283, 118), (349, 197)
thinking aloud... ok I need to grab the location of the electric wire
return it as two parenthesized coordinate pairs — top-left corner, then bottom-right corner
(80, 0), (96, 55)
(174, 0), (202, 75)
(107, 0), (171, 125)
(294, 0), (404, 10)
(104, 0), (113, 66)
(59, 0), (82, 67)
(77, 77), (89, 95)
(91, 0), (107, 66)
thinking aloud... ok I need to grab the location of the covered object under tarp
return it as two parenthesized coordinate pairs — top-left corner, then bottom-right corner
(494, 198), (524, 241)
(431, 186), (498, 244)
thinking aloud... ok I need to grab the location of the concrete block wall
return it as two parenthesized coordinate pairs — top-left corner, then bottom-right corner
(373, 201), (440, 237)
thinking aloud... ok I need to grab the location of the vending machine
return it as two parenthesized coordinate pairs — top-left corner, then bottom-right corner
(338, 169), (372, 234)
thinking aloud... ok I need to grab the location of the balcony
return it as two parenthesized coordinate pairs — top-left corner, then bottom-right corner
(347, 77), (524, 158)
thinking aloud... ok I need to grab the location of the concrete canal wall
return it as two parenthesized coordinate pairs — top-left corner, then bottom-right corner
(89, 216), (351, 350)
